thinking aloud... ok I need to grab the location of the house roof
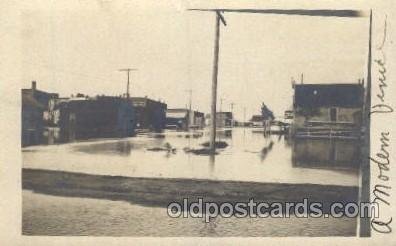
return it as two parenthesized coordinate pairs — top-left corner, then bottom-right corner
(294, 84), (363, 108)
(64, 97), (133, 112)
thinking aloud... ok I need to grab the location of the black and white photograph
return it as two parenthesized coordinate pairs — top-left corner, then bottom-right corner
(1, 0), (395, 245)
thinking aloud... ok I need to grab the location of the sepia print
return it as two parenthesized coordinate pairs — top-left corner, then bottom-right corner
(1, 0), (394, 244)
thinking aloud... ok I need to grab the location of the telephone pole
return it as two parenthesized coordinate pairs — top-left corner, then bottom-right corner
(230, 102), (235, 127)
(188, 7), (361, 153)
(118, 68), (137, 98)
(187, 10), (226, 152)
(208, 11), (227, 152)
(220, 97), (225, 112)
(243, 107), (246, 125)
(186, 89), (193, 128)
(186, 89), (192, 111)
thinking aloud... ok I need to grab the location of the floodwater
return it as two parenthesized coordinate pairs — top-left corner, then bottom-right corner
(22, 128), (360, 236)
(23, 128), (359, 186)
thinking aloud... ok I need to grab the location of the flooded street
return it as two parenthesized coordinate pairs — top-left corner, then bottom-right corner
(22, 128), (360, 236)
(12, 2), (378, 241)
(23, 128), (359, 186)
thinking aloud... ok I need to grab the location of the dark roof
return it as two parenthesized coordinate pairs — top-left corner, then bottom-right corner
(64, 97), (133, 113)
(294, 84), (363, 108)
(22, 88), (59, 98)
(22, 88), (58, 110)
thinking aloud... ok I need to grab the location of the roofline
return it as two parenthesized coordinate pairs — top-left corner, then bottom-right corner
(130, 97), (167, 104)
(167, 108), (189, 111)
(167, 108), (204, 113)
(22, 88), (59, 95)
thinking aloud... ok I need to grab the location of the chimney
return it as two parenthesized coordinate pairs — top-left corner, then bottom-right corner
(31, 81), (37, 91)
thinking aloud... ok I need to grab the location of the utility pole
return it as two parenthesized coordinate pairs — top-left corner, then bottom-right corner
(188, 7), (361, 153)
(208, 11), (227, 152)
(243, 107), (246, 125)
(186, 89), (193, 129)
(118, 68), (137, 98)
(189, 8), (222, 141)
(230, 102), (235, 127)
(220, 97), (224, 112)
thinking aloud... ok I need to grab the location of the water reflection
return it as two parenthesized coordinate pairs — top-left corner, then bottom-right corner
(23, 128), (359, 186)
(73, 140), (138, 156)
(260, 141), (274, 162)
(292, 138), (361, 169)
(217, 129), (232, 139)
(209, 154), (215, 177)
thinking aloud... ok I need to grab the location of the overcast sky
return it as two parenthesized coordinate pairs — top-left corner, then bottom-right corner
(20, 1), (370, 120)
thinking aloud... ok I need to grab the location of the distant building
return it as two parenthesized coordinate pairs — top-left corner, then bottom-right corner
(21, 81), (59, 146)
(56, 96), (135, 141)
(250, 115), (266, 127)
(205, 113), (211, 126)
(47, 97), (71, 127)
(206, 112), (233, 128)
(166, 108), (205, 130)
(292, 83), (364, 135)
(130, 97), (167, 132)
(215, 112), (233, 128)
(46, 96), (78, 143)
(191, 111), (205, 129)
(284, 110), (293, 120)
(166, 109), (189, 130)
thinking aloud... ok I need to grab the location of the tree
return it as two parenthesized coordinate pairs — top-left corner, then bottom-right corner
(261, 103), (274, 120)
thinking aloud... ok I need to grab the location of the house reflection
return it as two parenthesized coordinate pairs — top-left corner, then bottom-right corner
(217, 129), (232, 139)
(292, 138), (361, 169)
(260, 141), (274, 162)
(73, 141), (136, 156)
